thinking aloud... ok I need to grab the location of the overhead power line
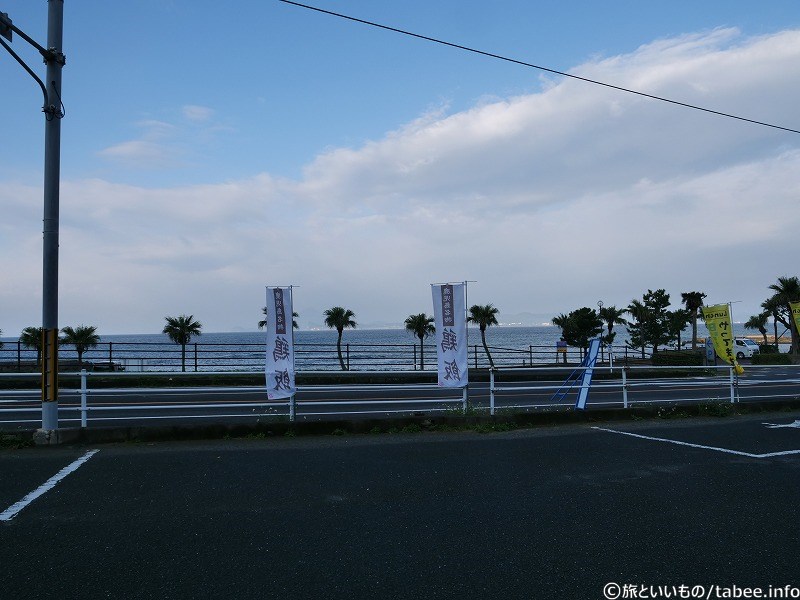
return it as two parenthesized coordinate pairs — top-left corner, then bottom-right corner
(279, 0), (800, 135)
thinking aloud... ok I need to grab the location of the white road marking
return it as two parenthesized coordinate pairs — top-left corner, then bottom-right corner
(592, 427), (800, 459)
(763, 420), (800, 429)
(0, 449), (100, 522)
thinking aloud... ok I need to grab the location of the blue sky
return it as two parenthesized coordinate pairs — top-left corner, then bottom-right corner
(2, 1), (800, 334)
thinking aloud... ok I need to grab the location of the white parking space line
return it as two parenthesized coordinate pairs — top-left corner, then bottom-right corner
(592, 427), (800, 459)
(0, 449), (100, 522)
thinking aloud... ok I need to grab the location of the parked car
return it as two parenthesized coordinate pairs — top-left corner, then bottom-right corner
(90, 360), (125, 372)
(733, 338), (760, 359)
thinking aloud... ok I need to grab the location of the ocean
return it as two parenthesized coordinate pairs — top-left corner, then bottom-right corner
(0, 324), (789, 372)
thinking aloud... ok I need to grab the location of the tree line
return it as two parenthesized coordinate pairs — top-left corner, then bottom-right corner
(549, 275), (800, 359)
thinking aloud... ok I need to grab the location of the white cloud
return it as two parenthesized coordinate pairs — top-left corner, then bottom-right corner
(4, 28), (800, 333)
(97, 107), (222, 170)
(182, 105), (214, 122)
(97, 139), (181, 169)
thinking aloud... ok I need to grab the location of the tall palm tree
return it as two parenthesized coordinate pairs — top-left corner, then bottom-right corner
(598, 305), (627, 345)
(60, 325), (100, 365)
(768, 276), (800, 354)
(404, 313), (435, 370)
(468, 304), (499, 368)
(626, 299), (649, 358)
(681, 291), (706, 350)
(552, 308), (603, 359)
(667, 309), (692, 349)
(744, 312), (770, 347)
(20, 326), (43, 365)
(323, 307), (357, 370)
(162, 315), (202, 372)
(762, 296), (782, 350)
(258, 307), (299, 330)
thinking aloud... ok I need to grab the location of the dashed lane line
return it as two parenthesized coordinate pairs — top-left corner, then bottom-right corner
(0, 449), (100, 522)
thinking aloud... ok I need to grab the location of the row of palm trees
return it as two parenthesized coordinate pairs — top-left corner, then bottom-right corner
(5, 325), (101, 365)
(550, 290), (729, 358)
(548, 276), (800, 360)
(258, 304), (500, 371)
(3, 318), (203, 372)
(403, 305), (500, 370)
(8, 275), (795, 373)
(743, 276), (800, 354)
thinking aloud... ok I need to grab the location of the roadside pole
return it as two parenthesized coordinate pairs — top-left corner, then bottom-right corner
(41, 0), (65, 431)
(0, 2), (66, 432)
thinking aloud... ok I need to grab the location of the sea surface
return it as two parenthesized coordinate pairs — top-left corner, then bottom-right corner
(0, 324), (789, 372)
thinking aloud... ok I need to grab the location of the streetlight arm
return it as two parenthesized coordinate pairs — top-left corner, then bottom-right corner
(0, 35), (48, 107)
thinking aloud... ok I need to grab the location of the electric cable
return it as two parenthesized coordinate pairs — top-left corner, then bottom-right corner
(279, 0), (800, 135)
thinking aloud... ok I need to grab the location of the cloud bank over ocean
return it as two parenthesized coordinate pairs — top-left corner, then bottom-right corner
(2, 28), (799, 333)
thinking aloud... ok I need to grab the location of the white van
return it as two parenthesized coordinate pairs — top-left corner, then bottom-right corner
(734, 338), (760, 359)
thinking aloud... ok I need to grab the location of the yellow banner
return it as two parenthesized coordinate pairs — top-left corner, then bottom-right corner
(702, 304), (744, 374)
(790, 301), (800, 339)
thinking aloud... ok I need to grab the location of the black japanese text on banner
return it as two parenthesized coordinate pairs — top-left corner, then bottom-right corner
(432, 283), (468, 388)
(265, 287), (296, 399)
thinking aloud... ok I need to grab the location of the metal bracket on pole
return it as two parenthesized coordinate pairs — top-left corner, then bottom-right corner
(0, 12), (13, 42)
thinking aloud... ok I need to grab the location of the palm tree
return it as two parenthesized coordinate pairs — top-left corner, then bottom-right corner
(744, 312), (770, 347)
(404, 313), (435, 370)
(681, 291), (706, 350)
(20, 326), (43, 365)
(666, 309), (692, 349)
(552, 308), (603, 359)
(162, 315), (202, 372)
(762, 296), (782, 350)
(625, 299), (648, 358)
(323, 307), (357, 370)
(468, 304), (499, 368)
(258, 307), (299, 330)
(598, 306), (627, 345)
(60, 325), (100, 365)
(768, 276), (800, 354)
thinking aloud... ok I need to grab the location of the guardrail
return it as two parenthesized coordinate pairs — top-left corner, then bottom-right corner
(0, 371), (468, 428)
(487, 363), (800, 415)
(2, 364), (798, 429)
(0, 340), (604, 372)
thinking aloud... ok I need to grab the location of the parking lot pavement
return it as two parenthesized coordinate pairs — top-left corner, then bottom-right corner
(2, 411), (799, 599)
(0, 446), (94, 517)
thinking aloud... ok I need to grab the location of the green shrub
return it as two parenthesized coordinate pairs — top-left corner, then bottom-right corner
(698, 402), (733, 417)
(759, 344), (778, 354)
(652, 351), (703, 366)
(752, 353), (792, 365)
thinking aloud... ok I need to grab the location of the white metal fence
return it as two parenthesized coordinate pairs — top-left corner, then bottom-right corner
(1, 364), (799, 429)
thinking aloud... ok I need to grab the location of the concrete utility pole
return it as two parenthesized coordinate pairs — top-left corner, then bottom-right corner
(41, 0), (65, 431)
(0, 1), (65, 432)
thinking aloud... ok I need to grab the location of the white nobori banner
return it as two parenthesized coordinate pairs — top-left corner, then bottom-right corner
(265, 286), (296, 399)
(432, 283), (468, 388)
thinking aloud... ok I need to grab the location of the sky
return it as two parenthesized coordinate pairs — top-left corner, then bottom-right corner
(2, 0), (800, 335)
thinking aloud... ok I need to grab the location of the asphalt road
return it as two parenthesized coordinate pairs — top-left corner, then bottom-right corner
(2, 412), (800, 599)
